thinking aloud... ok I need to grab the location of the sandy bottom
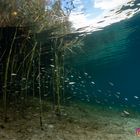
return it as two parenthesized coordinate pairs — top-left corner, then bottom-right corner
(0, 100), (140, 140)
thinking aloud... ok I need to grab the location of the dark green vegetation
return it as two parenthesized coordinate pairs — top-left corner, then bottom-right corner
(0, 0), (82, 128)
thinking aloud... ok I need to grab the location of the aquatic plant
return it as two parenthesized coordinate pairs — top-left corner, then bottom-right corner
(0, 0), (83, 127)
(3, 28), (17, 122)
(38, 45), (43, 129)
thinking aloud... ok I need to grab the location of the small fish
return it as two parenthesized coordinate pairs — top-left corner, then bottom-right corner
(67, 97), (72, 100)
(109, 82), (114, 86)
(125, 98), (128, 101)
(91, 81), (95, 85)
(114, 94), (120, 99)
(85, 95), (89, 97)
(123, 110), (130, 115)
(95, 100), (101, 104)
(109, 106), (112, 109)
(69, 82), (75, 85)
(84, 72), (88, 75)
(97, 89), (102, 93)
(116, 92), (121, 95)
(87, 99), (90, 102)
(11, 73), (17, 76)
(50, 65), (55, 68)
(22, 77), (26, 81)
(134, 96), (139, 99)
(73, 92), (77, 95)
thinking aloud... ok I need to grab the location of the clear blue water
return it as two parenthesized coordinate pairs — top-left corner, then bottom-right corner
(65, 9), (140, 111)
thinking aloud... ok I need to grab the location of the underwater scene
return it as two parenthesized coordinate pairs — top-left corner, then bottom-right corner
(0, 0), (140, 140)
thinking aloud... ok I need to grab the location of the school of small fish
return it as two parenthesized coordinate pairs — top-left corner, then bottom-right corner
(61, 70), (140, 111)
(39, 66), (140, 112)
